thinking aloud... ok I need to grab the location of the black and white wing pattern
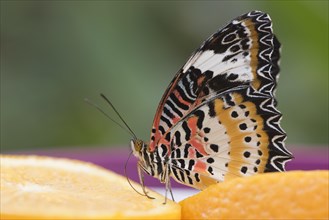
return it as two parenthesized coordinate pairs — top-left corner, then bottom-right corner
(132, 11), (293, 190)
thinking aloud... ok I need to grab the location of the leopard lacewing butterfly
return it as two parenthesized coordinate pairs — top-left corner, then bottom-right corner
(127, 11), (293, 201)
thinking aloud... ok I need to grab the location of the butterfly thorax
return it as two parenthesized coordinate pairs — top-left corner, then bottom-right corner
(130, 139), (168, 181)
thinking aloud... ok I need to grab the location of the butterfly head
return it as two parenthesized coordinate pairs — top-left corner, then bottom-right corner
(130, 138), (156, 176)
(130, 139), (147, 157)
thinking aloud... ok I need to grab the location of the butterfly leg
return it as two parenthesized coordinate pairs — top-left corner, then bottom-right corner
(165, 176), (175, 202)
(163, 165), (175, 204)
(137, 164), (155, 199)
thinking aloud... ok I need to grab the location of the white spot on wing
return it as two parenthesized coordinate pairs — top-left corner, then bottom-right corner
(193, 50), (215, 71)
(182, 46), (254, 84)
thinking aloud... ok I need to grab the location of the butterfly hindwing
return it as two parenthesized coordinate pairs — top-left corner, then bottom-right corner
(169, 86), (292, 188)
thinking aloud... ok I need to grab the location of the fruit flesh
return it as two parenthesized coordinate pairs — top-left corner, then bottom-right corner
(180, 171), (329, 219)
(0, 155), (180, 220)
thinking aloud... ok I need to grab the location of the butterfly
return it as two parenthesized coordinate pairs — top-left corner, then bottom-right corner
(130, 11), (293, 202)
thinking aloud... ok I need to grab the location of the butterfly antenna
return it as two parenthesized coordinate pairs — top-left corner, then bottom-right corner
(125, 150), (148, 197)
(84, 98), (135, 138)
(100, 93), (137, 139)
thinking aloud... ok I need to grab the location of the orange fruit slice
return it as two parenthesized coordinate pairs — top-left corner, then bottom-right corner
(180, 170), (329, 219)
(0, 155), (180, 220)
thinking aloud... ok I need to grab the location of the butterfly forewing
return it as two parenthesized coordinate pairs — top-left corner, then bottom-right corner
(148, 11), (292, 190)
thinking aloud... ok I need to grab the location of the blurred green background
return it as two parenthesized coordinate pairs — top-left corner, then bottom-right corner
(1, 1), (328, 152)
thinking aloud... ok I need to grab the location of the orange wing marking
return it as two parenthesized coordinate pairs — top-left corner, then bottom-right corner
(244, 19), (261, 90)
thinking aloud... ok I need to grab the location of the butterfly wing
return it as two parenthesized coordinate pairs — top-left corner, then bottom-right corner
(169, 88), (292, 189)
(150, 11), (280, 151)
(149, 11), (292, 189)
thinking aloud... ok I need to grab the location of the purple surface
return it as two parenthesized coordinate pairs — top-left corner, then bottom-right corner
(6, 145), (329, 188)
